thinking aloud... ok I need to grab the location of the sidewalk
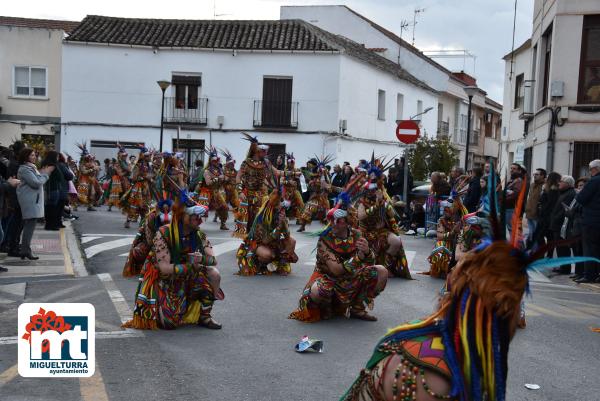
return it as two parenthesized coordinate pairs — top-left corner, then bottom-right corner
(0, 221), (85, 282)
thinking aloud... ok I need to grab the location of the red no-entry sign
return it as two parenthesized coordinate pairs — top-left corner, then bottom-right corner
(395, 120), (420, 144)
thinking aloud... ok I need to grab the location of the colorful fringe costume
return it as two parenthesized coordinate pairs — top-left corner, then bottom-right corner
(204, 147), (229, 227)
(426, 215), (457, 279)
(297, 156), (334, 229)
(233, 134), (277, 238)
(236, 188), (298, 275)
(282, 154), (304, 220)
(289, 228), (383, 323)
(222, 150), (240, 210)
(75, 143), (100, 207)
(122, 206), (171, 277)
(155, 154), (186, 202)
(122, 223), (216, 330)
(107, 147), (131, 208)
(120, 151), (154, 223)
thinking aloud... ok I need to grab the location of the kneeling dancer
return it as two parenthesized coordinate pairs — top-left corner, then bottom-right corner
(123, 197), (223, 330)
(289, 205), (388, 322)
(237, 187), (298, 275)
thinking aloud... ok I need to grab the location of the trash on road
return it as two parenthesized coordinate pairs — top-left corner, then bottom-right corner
(295, 336), (324, 353)
(524, 383), (540, 390)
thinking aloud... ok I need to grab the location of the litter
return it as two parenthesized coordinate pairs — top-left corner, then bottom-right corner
(295, 336), (324, 353)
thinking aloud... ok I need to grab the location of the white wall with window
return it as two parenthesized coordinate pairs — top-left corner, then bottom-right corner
(0, 24), (63, 146)
(13, 66), (48, 97)
(377, 90), (386, 120)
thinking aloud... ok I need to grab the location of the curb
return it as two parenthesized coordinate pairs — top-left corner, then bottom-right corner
(62, 221), (88, 277)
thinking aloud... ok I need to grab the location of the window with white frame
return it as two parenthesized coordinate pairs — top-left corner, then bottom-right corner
(396, 93), (404, 121)
(13, 66), (47, 97)
(417, 100), (423, 116)
(377, 89), (386, 120)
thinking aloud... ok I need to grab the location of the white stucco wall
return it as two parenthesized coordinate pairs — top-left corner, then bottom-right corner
(281, 5), (449, 92)
(337, 55), (437, 144)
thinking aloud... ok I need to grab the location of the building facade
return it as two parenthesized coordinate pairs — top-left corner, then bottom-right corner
(0, 17), (78, 148)
(501, 0), (600, 178)
(282, 5), (502, 171)
(60, 16), (438, 168)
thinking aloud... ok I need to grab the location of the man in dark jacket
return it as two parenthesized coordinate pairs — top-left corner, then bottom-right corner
(504, 163), (524, 234)
(549, 176), (577, 274)
(0, 174), (21, 272)
(575, 160), (600, 283)
(463, 167), (482, 212)
(2, 141), (25, 256)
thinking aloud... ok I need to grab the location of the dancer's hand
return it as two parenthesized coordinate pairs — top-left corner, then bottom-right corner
(356, 237), (370, 258)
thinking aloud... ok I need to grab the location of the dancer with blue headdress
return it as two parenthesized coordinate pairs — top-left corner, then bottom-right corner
(340, 165), (598, 401)
(297, 154), (335, 232)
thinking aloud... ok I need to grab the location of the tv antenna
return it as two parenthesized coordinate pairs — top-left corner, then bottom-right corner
(213, 0), (232, 19)
(412, 8), (425, 46)
(398, 20), (410, 64)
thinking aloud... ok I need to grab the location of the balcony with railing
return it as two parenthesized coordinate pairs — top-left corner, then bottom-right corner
(437, 120), (449, 138)
(163, 97), (208, 125)
(253, 100), (298, 129)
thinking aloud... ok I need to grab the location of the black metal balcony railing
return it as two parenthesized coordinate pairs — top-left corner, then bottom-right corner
(163, 97), (208, 125)
(253, 100), (298, 129)
(437, 120), (449, 136)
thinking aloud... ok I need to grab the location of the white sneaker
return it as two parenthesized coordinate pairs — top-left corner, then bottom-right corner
(426, 230), (437, 238)
(405, 230), (416, 235)
(267, 263), (277, 272)
(416, 227), (426, 235)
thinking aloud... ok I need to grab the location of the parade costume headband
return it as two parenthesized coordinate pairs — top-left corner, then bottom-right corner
(205, 146), (220, 162)
(220, 148), (235, 164)
(241, 132), (269, 158)
(116, 142), (128, 156)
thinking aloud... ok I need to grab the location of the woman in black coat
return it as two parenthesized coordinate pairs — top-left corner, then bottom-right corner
(41, 151), (71, 230)
(534, 172), (561, 255)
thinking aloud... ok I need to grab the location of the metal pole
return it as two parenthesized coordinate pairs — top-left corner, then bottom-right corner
(159, 90), (166, 152)
(464, 95), (473, 171)
(176, 125), (181, 151)
(402, 151), (409, 203)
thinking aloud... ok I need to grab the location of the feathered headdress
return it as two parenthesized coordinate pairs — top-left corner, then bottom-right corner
(116, 142), (127, 156)
(136, 144), (149, 154)
(242, 132), (267, 158)
(205, 146), (219, 161)
(286, 152), (295, 163)
(220, 148), (235, 164)
(247, 184), (283, 240)
(76, 142), (90, 158)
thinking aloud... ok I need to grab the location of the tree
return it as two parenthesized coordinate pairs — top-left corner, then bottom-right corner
(407, 136), (458, 181)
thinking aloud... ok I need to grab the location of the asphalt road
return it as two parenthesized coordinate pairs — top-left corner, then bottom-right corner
(1, 207), (600, 401)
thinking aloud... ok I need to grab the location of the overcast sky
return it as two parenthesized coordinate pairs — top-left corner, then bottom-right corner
(5, 0), (534, 102)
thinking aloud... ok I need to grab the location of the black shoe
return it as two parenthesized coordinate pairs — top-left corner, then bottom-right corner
(0, 266), (8, 272)
(595, 277), (600, 283)
(20, 253), (39, 261)
(575, 278), (593, 284)
(59, 224), (66, 228)
(45, 227), (60, 231)
(7, 250), (21, 257)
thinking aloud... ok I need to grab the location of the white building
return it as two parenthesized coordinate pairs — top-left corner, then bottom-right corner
(0, 16), (78, 148)
(282, 5), (502, 170)
(500, 0), (600, 178)
(61, 16), (438, 168)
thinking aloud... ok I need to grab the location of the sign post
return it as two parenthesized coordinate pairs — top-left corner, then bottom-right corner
(396, 120), (421, 203)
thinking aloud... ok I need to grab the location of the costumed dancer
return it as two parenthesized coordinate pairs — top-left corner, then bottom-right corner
(75, 143), (100, 212)
(203, 147), (230, 230)
(221, 148), (240, 211)
(122, 199), (173, 278)
(289, 202), (388, 323)
(281, 153), (305, 222)
(122, 192), (224, 330)
(454, 212), (486, 263)
(233, 133), (278, 238)
(357, 156), (411, 279)
(297, 155), (334, 232)
(339, 169), (595, 401)
(236, 185), (298, 276)
(107, 143), (131, 211)
(156, 152), (186, 202)
(120, 146), (154, 228)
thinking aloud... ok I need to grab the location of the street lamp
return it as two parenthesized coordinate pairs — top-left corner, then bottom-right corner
(157, 80), (171, 152)
(463, 86), (478, 171)
(409, 106), (434, 121)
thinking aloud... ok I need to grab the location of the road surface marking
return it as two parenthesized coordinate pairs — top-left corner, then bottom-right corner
(81, 236), (101, 244)
(79, 362), (109, 401)
(0, 364), (18, 387)
(0, 330), (142, 345)
(528, 267), (551, 283)
(60, 228), (74, 276)
(85, 238), (134, 258)
(39, 283), (88, 302)
(97, 273), (133, 324)
(213, 240), (242, 256)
